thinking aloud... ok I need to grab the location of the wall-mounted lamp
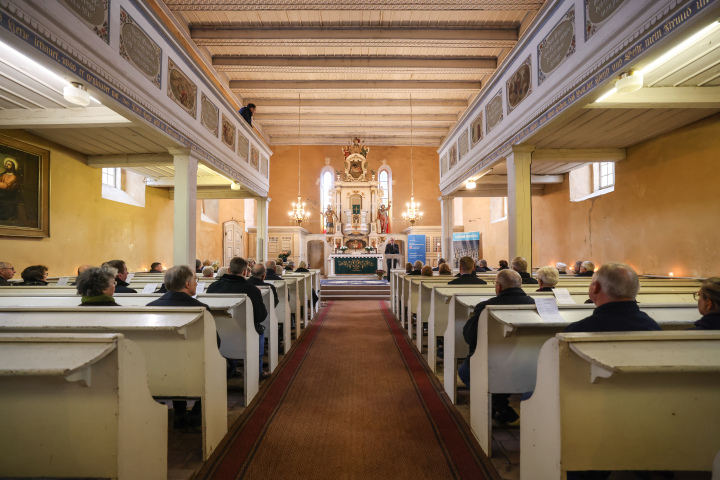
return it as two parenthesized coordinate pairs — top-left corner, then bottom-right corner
(230, 182), (241, 191)
(615, 71), (643, 94)
(465, 179), (476, 189)
(63, 82), (90, 106)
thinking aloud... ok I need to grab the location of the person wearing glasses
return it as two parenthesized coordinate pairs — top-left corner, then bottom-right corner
(0, 262), (15, 285)
(693, 277), (720, 330)
(77, 266), (120, 306)
(17, 265), (49, 286)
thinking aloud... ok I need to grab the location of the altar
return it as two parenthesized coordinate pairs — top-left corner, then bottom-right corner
(328, 254), (384, 276)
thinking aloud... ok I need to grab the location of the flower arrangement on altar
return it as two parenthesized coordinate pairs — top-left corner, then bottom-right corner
(339, 246), (349, 253)
(375, 269), (386, 280)
(279, 250), (291, 261)
(364, 246), (375, 253)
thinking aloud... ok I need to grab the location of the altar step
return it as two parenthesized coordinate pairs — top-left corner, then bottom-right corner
(320, 284), (391, 301)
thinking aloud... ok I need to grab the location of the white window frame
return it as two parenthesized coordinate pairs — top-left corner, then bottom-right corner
(377, 165), (392, 208)
(101, 167), (146, 207)
(102, 167), (121, 188)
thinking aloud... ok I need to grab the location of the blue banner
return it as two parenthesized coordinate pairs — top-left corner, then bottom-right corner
(407, 235), (427, 266)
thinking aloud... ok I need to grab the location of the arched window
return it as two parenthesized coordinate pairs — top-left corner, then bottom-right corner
(378, 165), (392, 207)
(319, 167), (335, 231)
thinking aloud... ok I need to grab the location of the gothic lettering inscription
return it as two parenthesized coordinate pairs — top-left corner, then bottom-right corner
(440, 153), (448, 177)
(486, 90), (503, 133)
(261, 155), (269, 177)
(201, 93), (219, 136)
(538, 7), (575, 84)
(586, 0), (627, 40)
(61, 0), (108, 42)
(119, 9), (161, 88)
(237, 133), (249, 161)
(458, 129), (469, 160)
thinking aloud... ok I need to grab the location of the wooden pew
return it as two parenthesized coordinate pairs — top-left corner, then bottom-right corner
(0, 306), (226, 460)
(266, 280), (292, 351)
(468, 304), (700, 455)
(521, 331), (720, 479)
(285, 272), (314, 324)
(0, 332), (167, 479)
(0, 292), (266, 404)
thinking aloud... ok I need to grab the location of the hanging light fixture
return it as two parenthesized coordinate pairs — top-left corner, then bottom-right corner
(402, 94), (423, 226)
(289, 93), (310, 225)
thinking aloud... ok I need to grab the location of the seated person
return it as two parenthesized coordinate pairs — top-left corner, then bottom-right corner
(0, 261), (14, 286)
(149, 262), (163, 273)
(202, 266), (215, 278)
(449, 256), (487, 285)
(438, 263), (453, 276)
(202, 259), (212, 268)
(432, 258), (446, 272)
(248, 263), (279, 308)
(575, 261), (595, 277)
(208, 257), (269, 378)
(497, 260), (509, 271)
(211, 261), (220, 273)
(195, 259), (203, 273)
(421, 265), (433, 277)
(146, 265), (213, 429)
(17, 265), (49, 286)
(693, 277), (720, 330)
(103, 260), (137, 293)
(285, 260), (295, 272)
(458, 270), (535, 424)
(275, 265), (284, 276)
(294, 261), (310, 273)
(565, 263), (661, 333)
(511, 256), (538, 285)
(217, 266), (229, 277)
(476, 259), (492, 272)
(571, 260), (582, 275)
(555, 262), (568, 275)
(77, 266), (119, 306)
(408, 260), (423, 276)
(264, 260), (283, 281)
(404, 263), (413, 274)
(536, 266), (559, 292)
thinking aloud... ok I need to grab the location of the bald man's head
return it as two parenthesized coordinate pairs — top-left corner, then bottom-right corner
(496, 269), (522, 289)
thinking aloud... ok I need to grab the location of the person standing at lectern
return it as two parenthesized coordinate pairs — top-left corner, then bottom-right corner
(384, 238), (400, 279)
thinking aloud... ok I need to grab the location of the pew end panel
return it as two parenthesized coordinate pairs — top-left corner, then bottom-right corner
(521, 332), (720, 479)
(0, 333), (167, 480)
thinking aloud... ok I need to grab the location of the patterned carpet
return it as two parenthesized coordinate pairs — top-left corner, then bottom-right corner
(196, 300), (498, 480)
(320, 279), (389, 286)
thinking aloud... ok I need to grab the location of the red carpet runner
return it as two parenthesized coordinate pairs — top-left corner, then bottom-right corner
(196, 300), (499, 480)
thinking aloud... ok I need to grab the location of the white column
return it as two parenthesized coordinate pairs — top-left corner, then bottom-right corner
(440, 195), (454, 265)
(506, 145), (535, 263)
(170, 148), (198, 267)
(256, 197), (269, 262)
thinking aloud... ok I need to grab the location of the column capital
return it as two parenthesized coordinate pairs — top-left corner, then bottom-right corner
(440, 195), (454, 202)
(167, 147), (193, 157)
(510, 144), (536, 154)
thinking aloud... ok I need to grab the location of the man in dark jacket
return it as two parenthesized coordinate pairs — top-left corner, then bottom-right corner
(208, 257), (269, 378)
(248, 263), (279, 308)
(147, 265), (213, 428)
(475, 259), (492, 272)
(104, 260), (137, 293)
(459, 269), (535, 424)
(239, 103), (256, 126)
(407, 260), (424, 276)
(511, 256), (538, 285)
(575, 261), (595, 277)
(449, 257), (487, 285)
(264, 260), (283, 281)
(565, 263), (660, 333)
(384, 238), (400, 278)
(0, 262), (15, 285)
(432, 258), (446, 272)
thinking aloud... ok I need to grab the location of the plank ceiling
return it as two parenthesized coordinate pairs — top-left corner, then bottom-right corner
(164, 0), (547, 146)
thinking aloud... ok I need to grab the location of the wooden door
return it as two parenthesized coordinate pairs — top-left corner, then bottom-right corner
(307, 240), (325, 275)
(223, 221), (243, 266)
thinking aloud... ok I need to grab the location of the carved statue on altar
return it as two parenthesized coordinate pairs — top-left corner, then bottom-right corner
(377, 201), (391, 233)
(323, 205), (338, 234)
(342, 138), (370, 182)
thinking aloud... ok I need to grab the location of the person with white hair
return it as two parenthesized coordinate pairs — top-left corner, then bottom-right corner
(511, 256), (538, 285)
(459, 269), (535, 425)
(565, 263), (661, 333)
(264, 260), (283, 281)
(536, 266), (559, 292)
(202, 266), (215, 277)
(575, 260), (595, 277)
(555, 262), (568, 275)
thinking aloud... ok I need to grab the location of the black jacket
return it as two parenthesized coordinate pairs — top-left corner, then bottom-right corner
(264, 269), (283, 281)
(146, 292), (220, 347)
(247, 276), (279, 308)
(408, 270), (422, 276)
(384, 243), (400, 254)
(564, 301), (661, 333)
(475, 266), (492, 272)
(239, 106), (253, 126)
(0, 277), (9, 286)
(294, 267), (310, 273)
(463, 287), (535, 357)
(115, 278), (137, 293)
(17, 280), (49, 286)
(692, 312), (720, 330)
(497, 266), (509, 271)
(536, 286), (554, 292)
(519, 272), (538, 285)
(80, 295), (120, 306)
(207, 274), (267, 334)
(575, 271), (594, 277)
(449, 273), (487, 285)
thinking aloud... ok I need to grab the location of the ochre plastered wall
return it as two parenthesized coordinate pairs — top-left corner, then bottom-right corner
(196, 199), (249, 265)
(532, 113), (720, 277)
(461, 197), (509, 267)
(268, 145), (441, 234)
(1, 130), (175, 276)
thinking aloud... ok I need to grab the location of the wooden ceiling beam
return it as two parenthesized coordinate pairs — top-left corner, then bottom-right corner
(244, 98), (468, 107)
(213, 55), (497, 70)
(255, 113), (458, 122)
(231, 80), (481, 90)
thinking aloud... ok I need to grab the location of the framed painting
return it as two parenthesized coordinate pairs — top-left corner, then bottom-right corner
(0, 134), (50, 238)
